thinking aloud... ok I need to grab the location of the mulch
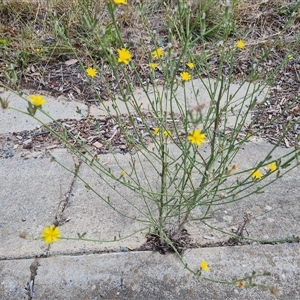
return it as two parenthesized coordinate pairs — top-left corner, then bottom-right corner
(0, 112), (186, 159)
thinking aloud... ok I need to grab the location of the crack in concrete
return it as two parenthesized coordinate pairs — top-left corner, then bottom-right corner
(53, 159), (82, 227)
(24, 258), (40, 300)
(21, 159), (82, 299)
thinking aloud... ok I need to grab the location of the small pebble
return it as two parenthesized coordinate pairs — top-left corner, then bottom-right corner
(23, 139), (33, 149)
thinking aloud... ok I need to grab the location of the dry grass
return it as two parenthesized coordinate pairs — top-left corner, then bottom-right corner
(0, 0), (300, 146)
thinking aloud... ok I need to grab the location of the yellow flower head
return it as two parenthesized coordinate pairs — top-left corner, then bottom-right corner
(200, 260), (209, 271)
(163, 130), (172, 137)
(114, 0), (127, 4)
(180, 71), (191, 81)
(35, 48), (40, 53)
(152, 48), (164, 59)
(28, 95), (46, 107)
(86, 67), (97, 77)
(150, 63), (158, 70)
(153, 127), (160, 135)
(121, 170), (126, 177)
(188, 129), (206, 146)
(251, 169), (263, 180)
(268, 162), (277, 172)
(42, 225), (61, 244)
(186, 62), (194, 69)
(117, 48), (132, 65)
(288, 54), (293, 60)
(236, 40), (245, 49)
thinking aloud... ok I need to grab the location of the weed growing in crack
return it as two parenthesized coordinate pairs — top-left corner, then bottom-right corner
(1, 0), (300, 294)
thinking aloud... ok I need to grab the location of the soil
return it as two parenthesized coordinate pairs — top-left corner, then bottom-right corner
(0, 112), (188, 159)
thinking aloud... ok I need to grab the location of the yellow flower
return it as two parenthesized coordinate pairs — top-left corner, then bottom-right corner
(114, 0), (127, 4)
(186, 62), (194, 69)
(163, 130), (172, 137)
(28, 95), (46, 107)
(236, 40), (245, 49)
(188, 129), (206, 146)
(35, 48), (40, 53)
(86, 67), (97, 77)
(42, 225), (61, 244)
(180, 71), (191, 81)
(251, 169), (263, 179)
(268, 162), (277, 172)
(200, 260), (209, 271)
(121, 170), (126, 177)
(117, 48), (132, 65)
(153, 127), (160, 135)
(288, 54), (293, 60)
(150, 63), (158, 69)
(152, 48), (164, 58)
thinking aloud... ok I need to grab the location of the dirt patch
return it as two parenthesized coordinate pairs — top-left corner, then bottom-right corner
(0, 112), (186, 159)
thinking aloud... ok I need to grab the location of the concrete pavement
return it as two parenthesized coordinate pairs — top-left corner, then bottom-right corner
(1, 80), (300, 299)
(1, 244), (300, 299)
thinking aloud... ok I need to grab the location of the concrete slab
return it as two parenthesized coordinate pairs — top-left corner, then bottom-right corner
(0, 91), (87, 133)
(0, 149), (75, 259)
(50, 139), (299, 255)
(1, 77), (266, 137)
(52, 150), (148, 255)
(26, 148), (162, 256)
(1, 244), (299, 299)
(189, 139), (300, 244)
(90, 78), (267, 128)
(2, 138), (297, 259)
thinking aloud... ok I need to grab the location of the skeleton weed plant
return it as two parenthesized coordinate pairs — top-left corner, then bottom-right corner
(2, 0), (300, 291)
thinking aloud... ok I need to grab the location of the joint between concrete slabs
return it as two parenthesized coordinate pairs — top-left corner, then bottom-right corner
(1, 244), (300, 299)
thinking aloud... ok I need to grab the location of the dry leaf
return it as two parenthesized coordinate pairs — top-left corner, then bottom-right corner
(93, 141), (103, 149)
